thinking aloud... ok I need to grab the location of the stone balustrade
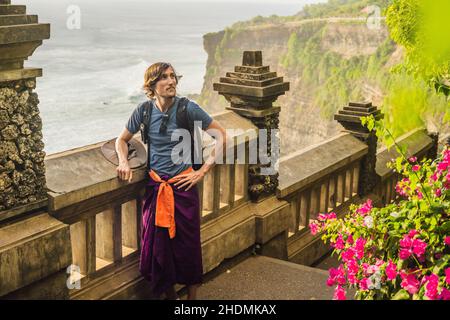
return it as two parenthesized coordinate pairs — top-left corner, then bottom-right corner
(0, 2), (443, 299)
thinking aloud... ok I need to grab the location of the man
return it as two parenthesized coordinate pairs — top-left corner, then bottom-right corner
(115, 62), (227, 300)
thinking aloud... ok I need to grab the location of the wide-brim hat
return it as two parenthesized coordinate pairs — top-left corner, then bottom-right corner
(101, 137), (147, 169)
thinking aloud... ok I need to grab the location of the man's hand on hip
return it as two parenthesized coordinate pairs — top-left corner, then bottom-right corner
(173, 170), (205, 191)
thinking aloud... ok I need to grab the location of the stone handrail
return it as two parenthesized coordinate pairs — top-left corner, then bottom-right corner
(374, 128), (436, 206)
(277, 133), (368, 240)
(274, 128), (438, 265)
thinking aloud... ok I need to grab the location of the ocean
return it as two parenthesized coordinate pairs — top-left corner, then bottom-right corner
(22, 0), (321, 154)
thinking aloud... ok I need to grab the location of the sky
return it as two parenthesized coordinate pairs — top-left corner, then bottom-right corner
(22, 0), (327, 4)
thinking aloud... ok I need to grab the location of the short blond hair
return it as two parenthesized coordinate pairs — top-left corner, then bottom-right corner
(142, 62), (179, 98)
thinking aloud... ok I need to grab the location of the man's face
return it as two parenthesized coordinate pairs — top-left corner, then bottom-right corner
(155, 67), (177, 98)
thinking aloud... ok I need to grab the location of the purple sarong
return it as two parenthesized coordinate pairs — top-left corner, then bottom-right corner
(139, 174), (203, 296)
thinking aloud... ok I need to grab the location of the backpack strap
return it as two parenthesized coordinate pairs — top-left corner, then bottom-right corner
(176, 97), (203, 170)
(140, 100), (153, 145)
(176, 97), (192, 132)
(139, 100), (153, 170)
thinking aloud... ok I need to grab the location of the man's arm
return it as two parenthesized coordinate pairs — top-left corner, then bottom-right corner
(173, 119), (230, 191)
(115, 127), (134, 182)
(199, 119), (229, 176)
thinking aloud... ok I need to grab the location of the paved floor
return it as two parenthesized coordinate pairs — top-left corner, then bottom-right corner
(193, 255), (336, 300)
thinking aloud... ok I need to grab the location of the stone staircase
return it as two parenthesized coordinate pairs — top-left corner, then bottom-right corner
(191, 256), (336, 300)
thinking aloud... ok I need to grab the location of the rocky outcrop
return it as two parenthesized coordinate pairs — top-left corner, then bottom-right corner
(0, 79), (47, 210)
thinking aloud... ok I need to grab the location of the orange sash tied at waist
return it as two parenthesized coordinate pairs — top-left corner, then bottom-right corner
(149, 167), (194, 239)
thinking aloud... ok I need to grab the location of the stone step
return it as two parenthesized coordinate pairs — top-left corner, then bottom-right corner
(219, 76), (283, 87)
(0, 23), (50, 45)
(339, 109), (381, 117)
(0, 0), (11, 5)
(194, 255), (337, 300)
(226, 71), (277, 81)
(0, 5), (26, 15)
(0, 14), (37, 26)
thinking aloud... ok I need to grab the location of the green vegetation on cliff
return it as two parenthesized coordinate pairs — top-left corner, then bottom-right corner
(229, 0), (391, 30)
(200, 0), (450, 147)
(280, 24), (449, 135)
(300, 0), (391, 18)
(280, 23), (396, 119)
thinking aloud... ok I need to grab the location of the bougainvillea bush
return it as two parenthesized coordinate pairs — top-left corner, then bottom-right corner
(311, 146), (450, 300)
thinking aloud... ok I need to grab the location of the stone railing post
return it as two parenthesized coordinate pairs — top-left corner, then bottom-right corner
(334, 101), (383, 196)
(0, 0), (50, 216)
(426, 131), (439, 160)
(213, 51), (289, 202)
(0, 1), (72, 301)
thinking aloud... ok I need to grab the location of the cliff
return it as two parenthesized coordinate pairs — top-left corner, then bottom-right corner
(199, 18), (397, 156)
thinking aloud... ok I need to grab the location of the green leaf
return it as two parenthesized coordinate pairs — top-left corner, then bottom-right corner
(439, 221), (450, 233)
(392, 289), (410, 300)
(395, 157), (403, 172)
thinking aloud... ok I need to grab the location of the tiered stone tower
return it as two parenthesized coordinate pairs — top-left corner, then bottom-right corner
(213, 51), (289, 202)
(334, 101), (383, 195)
(0, 0), (50, 216)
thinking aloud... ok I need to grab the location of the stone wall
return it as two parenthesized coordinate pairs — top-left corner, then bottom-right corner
(0, 78), (46, 211)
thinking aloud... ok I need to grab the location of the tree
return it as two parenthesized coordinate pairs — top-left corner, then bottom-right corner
(386, 0), (450, 97)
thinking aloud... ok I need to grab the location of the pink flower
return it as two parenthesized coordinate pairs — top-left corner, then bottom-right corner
(417, 191), (423, 199)
(333, 285), (346, 300)
(342, 248), (355, 263)
(396, 178), (411, 197)
(430, 172), (439, 183)
(435, 188), (442, 197)
(346, 259), (359, 276)
(327, 212), (337, 220)
(409, 156), (417, 163)
(445, 268), (450, 285)
(347, 273), (358, 285)
(412, 239), (427, 257)
(355, 238), (366, 260)
(445, 236), (450, 246)
(327, 265), (346, 286)
(326, 273), (336, 287)
(399, 248), (412, 260)
(359, 278), (369, 291)
(412, 165), (421, 172)
(400, 272), (420, 295)
(310, 222), (319, 235)
(356, 199), (373, 216)
(367, 264), (380, 274)
(385, 260), (397, 280)
(438, 161), (449, 172)
(424, 274), (439, 300)
(439, 288), (450, 300)
(399, 235), (413, 247)
(408, 230), (419, 238)
(375, 259), (385, 267)
(318, 212), (337, 221)
(331, 234), (345, 250)
(361, 263), (370, 276)
(347, 234), (354, 245)
(399, 232), (427, 260)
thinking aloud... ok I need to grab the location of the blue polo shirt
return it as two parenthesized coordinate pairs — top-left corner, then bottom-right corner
(125, 96), (213, 178)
